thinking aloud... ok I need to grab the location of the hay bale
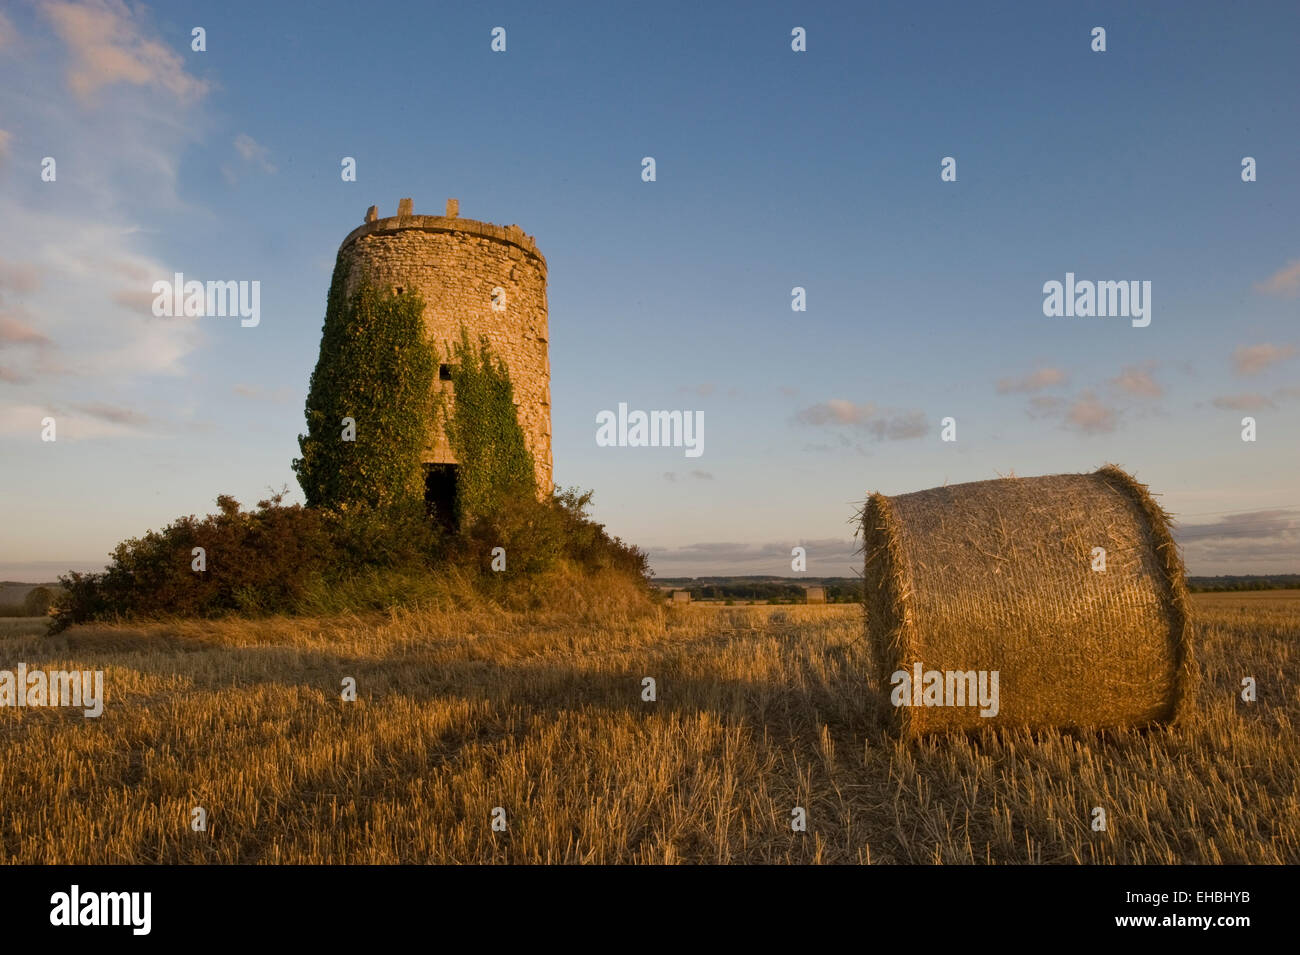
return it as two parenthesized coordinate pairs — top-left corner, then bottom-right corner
(860, 465), (1192, 735)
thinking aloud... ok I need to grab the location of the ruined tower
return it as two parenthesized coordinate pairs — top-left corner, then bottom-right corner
(335, 198), (552, 513)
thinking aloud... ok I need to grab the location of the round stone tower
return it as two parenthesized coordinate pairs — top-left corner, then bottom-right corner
(336, 198), (552, 504)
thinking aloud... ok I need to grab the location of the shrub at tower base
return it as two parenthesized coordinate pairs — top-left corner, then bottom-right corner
(49, 486), (650, 631)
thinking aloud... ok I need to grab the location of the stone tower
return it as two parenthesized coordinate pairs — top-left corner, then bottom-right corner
(335, 198), (552, 511)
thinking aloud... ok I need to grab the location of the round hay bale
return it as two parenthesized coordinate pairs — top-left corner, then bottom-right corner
(860, 465), (1192, 735)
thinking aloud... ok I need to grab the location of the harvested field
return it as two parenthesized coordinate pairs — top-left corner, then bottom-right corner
(0, 591), (1295, 863)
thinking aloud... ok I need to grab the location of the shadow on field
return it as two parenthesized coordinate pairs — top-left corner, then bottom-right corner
(34, 619), (885, 750)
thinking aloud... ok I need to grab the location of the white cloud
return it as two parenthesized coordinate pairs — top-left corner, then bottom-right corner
(795, 399), (927, 441)
(0, 402), (151, 439)
(0, 310), (51, 346)
(1233, 343), (1295, 376)
(0, 258), (42, 294)
(0, 9), (17, 49)
(232, 132), (276, 173)
(1212, 393), (1275, 411)
(1178, 509), (1300, 573)
(1255, 259), (1300, 298)
(647, 538), (859, 576)
(996, 366), (1067, 394)
(0, 4), (213, 436)
(40, 0), (208, 104)
(1064, 390), (1118, 434)
(797, 398), (875, 426)
(1111, 362), (1162, 398)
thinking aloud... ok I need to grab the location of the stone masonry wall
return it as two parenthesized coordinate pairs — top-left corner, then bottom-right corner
(337, 202), (552, 494)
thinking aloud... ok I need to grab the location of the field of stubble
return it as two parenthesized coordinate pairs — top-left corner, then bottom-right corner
(0, 586), (1295, 864)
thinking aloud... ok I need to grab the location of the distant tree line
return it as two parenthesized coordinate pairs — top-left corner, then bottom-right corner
(1186, 575), (1300, 592)
(673, 581), (861, 603)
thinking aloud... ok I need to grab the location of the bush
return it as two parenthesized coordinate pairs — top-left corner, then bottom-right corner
(457, 486), (650, 581)
(47, 485), (650, 633)
(49, 491), (335, 632)
(324, 498), (445, 569)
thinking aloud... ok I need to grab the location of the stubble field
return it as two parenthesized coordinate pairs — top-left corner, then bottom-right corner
(0, 585), (1295, 864)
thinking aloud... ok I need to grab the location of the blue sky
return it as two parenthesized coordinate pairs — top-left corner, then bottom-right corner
(1, 0), (1297, 580)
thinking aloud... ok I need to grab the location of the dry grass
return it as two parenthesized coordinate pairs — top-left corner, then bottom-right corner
(0, 584), (1295, 864)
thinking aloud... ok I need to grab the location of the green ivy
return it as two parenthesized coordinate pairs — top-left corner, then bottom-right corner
(293, 257), (436, 512)
(439, 328), (536, 527)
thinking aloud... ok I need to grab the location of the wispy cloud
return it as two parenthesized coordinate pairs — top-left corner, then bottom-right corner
(1177, 509), (1300, 571)
(1064, 390), (1118, 434)
(1027, 395), (1065, 417)
(647, 538), (858, 576)
(796, 398), (874, 426)
(1233, 343), (1296, 376)
(0, 312), (50, 346)
(72, 400), (149, 427)
(996, 366), (1067, 394)
(0, 3), (213, 438)
(1212, 393), (1275, 411)
(795, 399), (926, 441)
(0, 402), (150, 439)
(0, 9), (17, 49)
(0, 258), (42, 295)
(1111, 362), (1162, 398)
(1254, 259), (1300, 298)
(232, 383), (293, 403)
(41, 0), (208, 104)
(233, 132), (275, 172)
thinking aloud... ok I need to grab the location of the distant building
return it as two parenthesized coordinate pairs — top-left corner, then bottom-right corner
(670, 590), (692, 604)
(805, 586), (826, 604)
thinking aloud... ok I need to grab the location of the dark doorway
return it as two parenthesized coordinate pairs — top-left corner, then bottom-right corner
(424, 464), (459, 531)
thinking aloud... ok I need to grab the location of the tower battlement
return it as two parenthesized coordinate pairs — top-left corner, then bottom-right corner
(339, 198), (546, 274)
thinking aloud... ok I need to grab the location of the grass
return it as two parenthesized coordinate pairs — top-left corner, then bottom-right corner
(0, 618), (50, 637)
(0, 585), (1295, 864)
